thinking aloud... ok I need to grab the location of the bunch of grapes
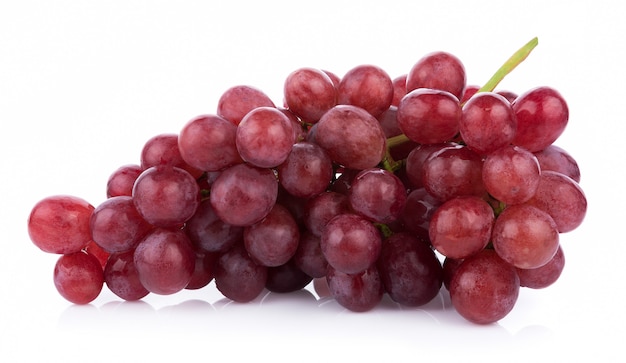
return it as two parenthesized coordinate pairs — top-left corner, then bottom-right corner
(26, 38), (586, 324)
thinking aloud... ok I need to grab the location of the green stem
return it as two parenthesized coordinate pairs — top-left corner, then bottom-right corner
(477, 37), (539, 93)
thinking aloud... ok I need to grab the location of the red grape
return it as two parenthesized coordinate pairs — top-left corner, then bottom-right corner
(449, 249), (520, 324)
(178, 114), (243, 172)
(512, 86), (569, 152)
(277, 141), (334, 199)
(320, 213), (382, 274)
(106, 164), (143, 198)
(516, 244), (565, 289)
(303, 191), (351, 237)
(482, 145), (540, 205)
(243, 204), (300, 267)
(326, 265), (383, 312)
(525, 170), (587, 233)
(406, 51), (466, 100)
(397, 88), (461, 144)
(492, 204), (559, 269)
(348, 167), (407, 224)
(313, 105), (387, 170)
(209, 163), (278, 227)
(337, 64), (394, 117)
(217, 84), (275, 125)
(133, 228), (196, 295)
(185, 199), (243, 253)
(533, 144), (581, 183)
(90, 196), (153, 253)
(236, 106), (294, 168)
(28, 195), (94, 254)
(378, 232), (443, 307)
(459, 92), (517, 155)
(429, 196), (494, 260)
(214, 243), (267, 303)
(422, 144), (486, 202)
(132, 165), (200, 228)
(54, 251), (104, 304)
(284, 67), (337, 122)
(104, 249), (149, 301)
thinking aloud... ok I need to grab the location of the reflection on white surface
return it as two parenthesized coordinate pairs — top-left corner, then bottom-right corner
(49, 282), (562, 361)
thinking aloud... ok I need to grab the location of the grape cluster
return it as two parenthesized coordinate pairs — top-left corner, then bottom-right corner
(26, 40), (587, 324)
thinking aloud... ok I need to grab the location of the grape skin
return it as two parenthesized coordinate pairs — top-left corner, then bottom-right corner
(326, 265), (383, 312)
(525, 170), (587, 233)
(28, 195), (95, 255)
(133, 228), (196, 295)
(209, 163), (278, 227)
(449, 249), (520, 324)
(320, 213), (382, 275)
(54, 251), (104, 305)
(284, 67), (337, 123)
(313, 105), (387, 170)
(482, 145), (540, 205)
(378, 232), (443, 307)
(492, 204), (560, 269)
(429, 196), (494, 260)
(132, 165), (200, 228)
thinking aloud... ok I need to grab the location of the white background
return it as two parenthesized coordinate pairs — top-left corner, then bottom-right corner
(1, 0), (622, 361)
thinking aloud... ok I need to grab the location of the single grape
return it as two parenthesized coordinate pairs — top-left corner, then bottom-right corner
(406, 51), (466, 100)
(185, 247), (218, 290)
(243, 204), (300, 267)
(104, 249), (149, 301)
(525, 170), (587, 233)
(429, 196), (494, 260)
(320, 213), (382, 274)
(185, 199), (243, 253)
(534, 144), (581, 183)
(337, 64), (394, 117)
(492, 204), (559, 269)
(53, 251), (104, 304)
(293, 231), (328, 278)
(265, 258), (313, 293)
(133, 228), (196, 295)
(422, 144), (486, 202)
(348, 168), (407, 224)
(283, 67), (337, 122)
(236, 106), (295, 168)
(90, 196), (154, 253)
(303, 191), (351, 237)
(482, 145), (541, 205)
(106, 164), (143, 198)
(313, 105), (387, 170)
(516, 244), (565, 289)
(28, 195), (94, 254)
(140, 133), (203, 179)
(397, 88), (461, 145)
(449, 249), (520, 324)
(277, 141), (333, 199)
(459, 92), (517, 155)
(216, 84), (276, 125)
(326, 265), (383, 312)
(132, 165), (200, 228)
(512, 86), (569, 152)
(377, 232), (443, 307)
(178, 114), (243, 172)
(213, 243), (267, 303)
(209, 163), (278, 227)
